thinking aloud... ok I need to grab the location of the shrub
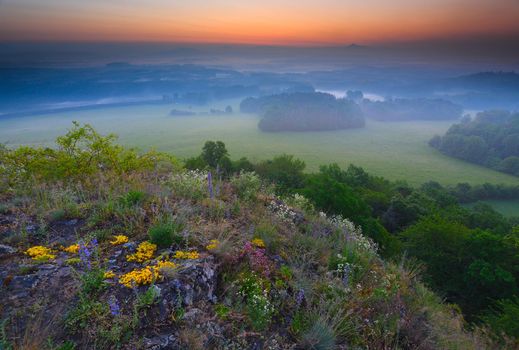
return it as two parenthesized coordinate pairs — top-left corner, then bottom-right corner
(300, 319), (336, 350)
(230, 171), (261, 202)
(481, 297), (519, 340)
(167, 170), (208, 200)
(237, 272), (274, 331)
(1, 122), (177, 187)
(202, 198), (226, 221)
(148, 219), (184, 248)
(120, 190), (145, 207)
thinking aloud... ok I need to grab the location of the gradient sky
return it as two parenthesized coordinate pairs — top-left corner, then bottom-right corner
(1, 0), (519, 45)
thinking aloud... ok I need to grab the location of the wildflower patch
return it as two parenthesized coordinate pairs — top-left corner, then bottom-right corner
(25, 246), (56, 261)
(110, 235), (129, 246)
(127, 241), (157, 262)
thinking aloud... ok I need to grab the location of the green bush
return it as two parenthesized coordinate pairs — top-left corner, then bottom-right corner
(230, 171), (261, 202)
(120, 190), (146, 207)
(148, 219), (184, 248)
(1, 122), (177, 187)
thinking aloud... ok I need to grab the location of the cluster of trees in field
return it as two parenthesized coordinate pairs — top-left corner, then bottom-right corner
(430, 110), (519, 176)
(360, 97), (463, 121)
(186, 141), (519, 339)
(239, 92), (465, 132)
(240, 92), (365, 131)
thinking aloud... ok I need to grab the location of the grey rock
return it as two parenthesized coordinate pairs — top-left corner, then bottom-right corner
(143, 334), (176, 349)
(0, 244), (17, 256)
(182, 307), (202, 322)
(64, 219), (78, 226)
(9, 274), (39, 290)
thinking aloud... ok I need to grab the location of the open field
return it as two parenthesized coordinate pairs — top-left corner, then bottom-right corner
(1, 101), (518, 187)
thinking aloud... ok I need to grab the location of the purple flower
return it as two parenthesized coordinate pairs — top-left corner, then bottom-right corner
(171, 279), (182, 290)
(296, 289), (305, 307)
(78, 240), (91, 269)
(207, 171), (214, 199)
(108, 295), (120, 316)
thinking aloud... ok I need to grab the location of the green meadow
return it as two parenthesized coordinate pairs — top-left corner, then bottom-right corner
(1, 101), (518, 188)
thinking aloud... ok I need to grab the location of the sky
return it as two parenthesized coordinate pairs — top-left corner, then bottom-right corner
(1, 0), (519, 45)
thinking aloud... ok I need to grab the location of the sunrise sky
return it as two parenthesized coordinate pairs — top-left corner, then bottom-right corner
(1, 0), (519, 45)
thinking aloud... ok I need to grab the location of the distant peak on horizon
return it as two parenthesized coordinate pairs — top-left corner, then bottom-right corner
(348, 43), (365, 48)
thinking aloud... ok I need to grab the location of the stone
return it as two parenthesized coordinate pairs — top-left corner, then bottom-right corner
(64, 219), (78, 226)
(0, 244), (17, 256)
(182, 307), (202, 322)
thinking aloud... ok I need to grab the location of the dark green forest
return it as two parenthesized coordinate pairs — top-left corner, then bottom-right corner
(240, 92), (365, 131)
(430, 110), (519, 176)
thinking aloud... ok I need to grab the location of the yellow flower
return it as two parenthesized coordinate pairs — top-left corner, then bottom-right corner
(25, 246), (56, 261)
(119, 266), (158, 288)
(206, 239), (219, 251)
(104, 270), (116, 279)
(156, 260), (178, 270)
(63, 244), (79, 254)
(110, 235), (129, 246)
(126, 241), (157, 262)
(251, 238), (266, 248)
(119, 260), (177, 288)
(174, 250), (200, 259)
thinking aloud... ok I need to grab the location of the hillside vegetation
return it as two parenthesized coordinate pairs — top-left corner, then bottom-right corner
(1, 123), (516, 349)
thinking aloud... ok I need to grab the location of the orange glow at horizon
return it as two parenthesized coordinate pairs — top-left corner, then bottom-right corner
(1, 0), (518, 45)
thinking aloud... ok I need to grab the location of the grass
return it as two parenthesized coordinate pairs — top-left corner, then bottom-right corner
(1, 100), (518, 186)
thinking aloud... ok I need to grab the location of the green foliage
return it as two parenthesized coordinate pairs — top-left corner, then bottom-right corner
(0, 319), (12, 350)
(255, 154), (306, 194)
(481, 297), (519, 339)
(65, 297), (108, 331)
(79, 268), (107, 296)
(214, 304), (231, 320)
(241, 92), (365, 132)
(253, 222), (280, 252)
(202, 140), (229, 168)
(148, 218), (184, 248)
(135, 286), (159, 310)
(300, 319), (336, 350)
(303, 173), (371, 223)
(237, 273), (274, 331)
(120, 190), (145, 207)
(230, 171), (261, 201)
(431, 110), (519, 176)
(1, 122), (177, 188)
(168, 170), (208, 200)
(402, 216), (519, 318)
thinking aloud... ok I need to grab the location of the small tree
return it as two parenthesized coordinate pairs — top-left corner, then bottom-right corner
(202, 141), (229, 168)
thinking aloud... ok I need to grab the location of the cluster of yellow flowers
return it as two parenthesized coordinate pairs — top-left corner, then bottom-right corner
(119, 266), (158, 288)
(119, 260), (178, 288)
(25, 246), (56, 261)
(110, 235), (129, 246)
(156, 260), (178, 271)
(104, 270), (116, 279)
(127, 241), (157, 262)
(174, 250), (200, 259)
(62, 244), (79, 254)
(251, 238), (266, 248)
(205, 239), (220, 250)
